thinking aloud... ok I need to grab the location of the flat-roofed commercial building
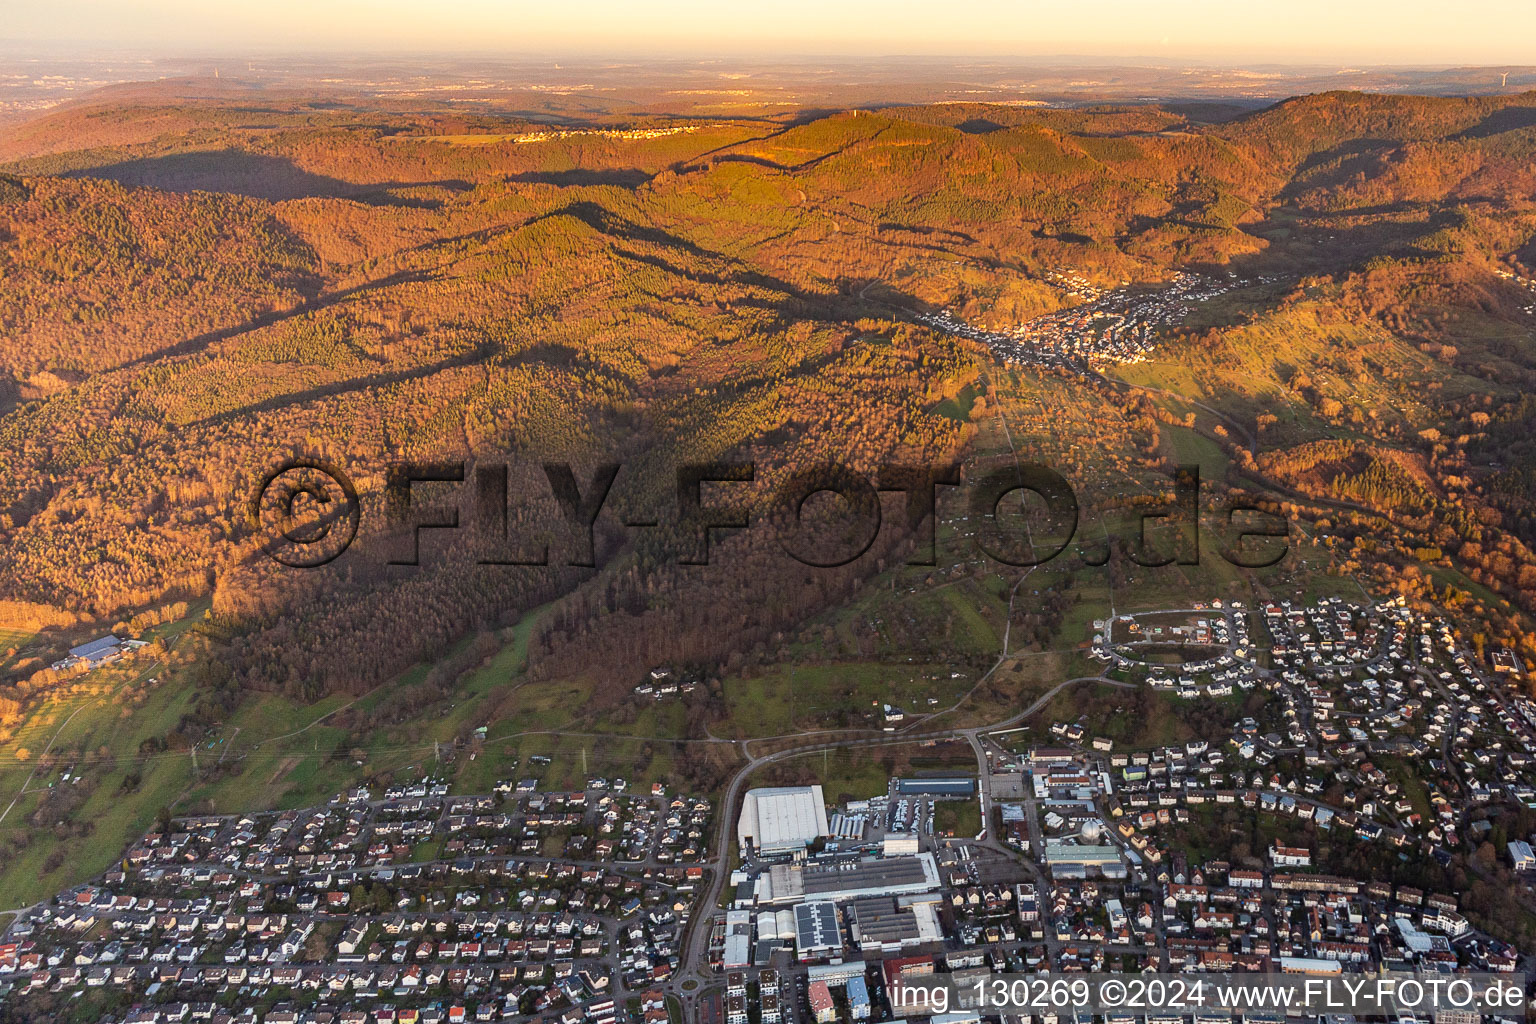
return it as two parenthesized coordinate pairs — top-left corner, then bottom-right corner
(756, 852), (941, 905)
(1276, 956), (1343, 975)
(723, 908), (753, 969)
(848, 895), (943, 953)
(739, 786), (831, 856)
(895, 776), (975, 797)
(1042, 842), (1126, 879)
(793, 901), (842, 961)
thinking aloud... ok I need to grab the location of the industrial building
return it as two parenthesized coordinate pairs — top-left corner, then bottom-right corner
(894, 776), (976, 797)
(754, 907), (798, 961)
(738, 786), (831, 856)
(828, 811), (867, 841)
(722, 909), (753, 968)
(54, 634), (145, 671)
(755, 852), (941, 905)
(1042, 842), (1126, 879)
(848, 895), (943, 953)
(793, 901), (842, 961)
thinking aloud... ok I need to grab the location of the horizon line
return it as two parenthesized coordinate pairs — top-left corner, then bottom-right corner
(3, 45), (1536, 71)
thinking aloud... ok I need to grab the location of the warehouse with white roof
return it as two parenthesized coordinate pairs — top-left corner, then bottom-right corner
(738, 785), (831, 855)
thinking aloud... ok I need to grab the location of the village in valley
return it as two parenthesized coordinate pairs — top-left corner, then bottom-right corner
(913, 273), (1277, 373)
(5, 592), (1536, 1024)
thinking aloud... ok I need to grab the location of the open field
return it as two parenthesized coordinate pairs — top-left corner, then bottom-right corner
(0, 656), (193, 908)
(0, 628), (37, 674)
(717, 662), (972, 739)
(745, 738), (979, 807)
(934, 798), (983, 838)
(1000, 680), (1197, 752)
(190, 603), (556, 811)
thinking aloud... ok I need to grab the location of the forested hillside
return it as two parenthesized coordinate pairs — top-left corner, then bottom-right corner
(2, 84), (1536, 714)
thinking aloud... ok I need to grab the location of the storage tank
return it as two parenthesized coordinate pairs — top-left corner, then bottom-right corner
(1080, 819), (1103, 843)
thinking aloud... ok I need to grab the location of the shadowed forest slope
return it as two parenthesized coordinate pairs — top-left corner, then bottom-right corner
(2, 87), (1536, 707)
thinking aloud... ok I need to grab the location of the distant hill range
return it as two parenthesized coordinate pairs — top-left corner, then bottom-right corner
(1, 80), (1535, 702)
(2, 56), (1536, 126)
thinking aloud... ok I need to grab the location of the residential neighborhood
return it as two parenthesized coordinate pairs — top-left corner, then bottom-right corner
(9, 596), (1535, 1024)
(915, 273), (1270, 373)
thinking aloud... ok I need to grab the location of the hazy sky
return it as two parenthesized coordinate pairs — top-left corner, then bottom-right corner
(7, 0), (1536, 64)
